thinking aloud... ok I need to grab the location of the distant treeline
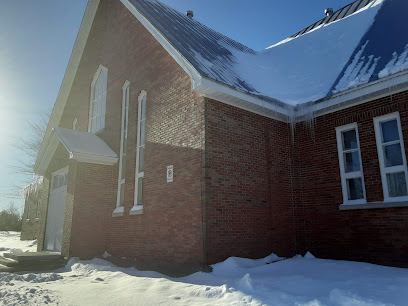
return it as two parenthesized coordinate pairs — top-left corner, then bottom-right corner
(0, 203), (22, 231)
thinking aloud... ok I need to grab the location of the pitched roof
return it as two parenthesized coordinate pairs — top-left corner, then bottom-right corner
(289, 0), (374, 40)
(128, 0), (408, 106)
(34, 0), (408, 174)
(128, 0), (258, 93)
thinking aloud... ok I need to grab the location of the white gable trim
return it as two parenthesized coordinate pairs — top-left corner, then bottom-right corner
(120, 0), (292, 121)
(34, 0), (100, 174)
(120, 0), (202, 86)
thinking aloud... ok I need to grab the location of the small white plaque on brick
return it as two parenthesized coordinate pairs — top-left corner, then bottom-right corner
(167, 165), (174, 183)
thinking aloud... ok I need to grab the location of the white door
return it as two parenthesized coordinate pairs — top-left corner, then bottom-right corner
(45, 168), (68, 252)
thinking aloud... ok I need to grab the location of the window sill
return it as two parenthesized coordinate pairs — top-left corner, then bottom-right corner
(129, 205), (144, 215)
(112, 206), (125, 217)
(339, 201), (408, 210)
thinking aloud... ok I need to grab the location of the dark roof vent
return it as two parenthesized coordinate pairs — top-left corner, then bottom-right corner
(186, 10), (194, 19)
(325, 8), (334, 17)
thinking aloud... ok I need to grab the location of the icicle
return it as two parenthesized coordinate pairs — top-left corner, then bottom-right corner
(20, 176), (44, 198)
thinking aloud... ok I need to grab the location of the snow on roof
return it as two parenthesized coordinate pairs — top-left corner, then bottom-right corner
(233, 0), (384, 105)
(129, 0), (408, 106)
(54, 127), (117, 159)
(332, 0), (408, 94)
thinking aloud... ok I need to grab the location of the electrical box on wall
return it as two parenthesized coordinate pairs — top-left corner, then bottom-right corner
(167, 165), (173, 183)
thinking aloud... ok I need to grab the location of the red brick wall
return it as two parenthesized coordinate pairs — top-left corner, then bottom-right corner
(57, 0), (205, 264)
(293, 90), (408, 266)
(204, 99), (295, 264)
(21, 193), (42, 240)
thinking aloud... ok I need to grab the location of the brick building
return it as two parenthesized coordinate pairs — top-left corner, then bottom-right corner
(24, 0), (408, 268)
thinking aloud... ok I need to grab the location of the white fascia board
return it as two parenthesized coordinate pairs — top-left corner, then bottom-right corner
(295, 70), (408, 121)
(120, 0), (202, 87)
(70, 152), (118, 165)
(195, 77), (292, 122)
(36, 133), (61, 176)
(34, 0), (100, 174)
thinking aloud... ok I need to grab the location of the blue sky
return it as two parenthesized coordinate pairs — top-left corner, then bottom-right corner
(0, 0), (351, 211)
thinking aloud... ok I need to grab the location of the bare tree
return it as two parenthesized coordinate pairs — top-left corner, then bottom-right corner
(12, 112), (50, 175)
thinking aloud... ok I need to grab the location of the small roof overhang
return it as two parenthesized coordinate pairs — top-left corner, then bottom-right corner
(36, 127), (118, 175)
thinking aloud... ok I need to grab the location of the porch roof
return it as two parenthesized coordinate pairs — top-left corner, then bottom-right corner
(36, 127), (118, 176)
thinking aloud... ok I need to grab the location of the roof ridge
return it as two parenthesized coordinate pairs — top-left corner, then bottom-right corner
(289, 0), (375, 40)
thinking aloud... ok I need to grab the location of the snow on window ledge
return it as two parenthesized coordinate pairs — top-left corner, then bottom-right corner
(112, 206), (125, 217)
(339, 200), (408, 211)
(129, 205), (144, 215)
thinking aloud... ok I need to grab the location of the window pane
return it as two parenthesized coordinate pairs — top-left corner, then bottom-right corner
(122, 132), (128, 154)
(347, 177), (364, 200)
(137, 177), (143, 205)
(119, 183), (125, 207)
(121, 155), (127, 181)
(344, 151), (361, 173)
(342, 129), (358, 150)
(386, 172), (408, 197)
(383, 143), (403, 167)
(138, 147), (144, 173)
(381, 119), (399, 143)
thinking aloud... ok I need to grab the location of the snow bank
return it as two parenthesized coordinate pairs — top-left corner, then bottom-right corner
(0, 232), (37, 256)
(1, 232), (408, 305)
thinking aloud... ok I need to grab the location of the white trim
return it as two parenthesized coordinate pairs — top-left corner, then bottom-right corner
(119, 0), (292, 123)
(336, 123), (366, 205)
(296, 70), (408, 121)
(195, 77), (291, 122)
(69, 152), (118, 165)
(340, 200), (408, 211)
(116, 81), (130, 210)
(35, 0), (100, 174)
(373, 112), (408, 202)
(129, 205), (144, 215)
(132, 90), (147, 213)
(112, 206), (125, 217)
(120, 0), (201, 86)
(89, 65), (108, 133)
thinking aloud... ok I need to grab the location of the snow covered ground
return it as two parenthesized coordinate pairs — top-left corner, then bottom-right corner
(1, 232), (408, 305)
(0, 232), (37, 256)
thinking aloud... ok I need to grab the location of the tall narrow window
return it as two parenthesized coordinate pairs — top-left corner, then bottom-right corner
(336, 123), (366, 205)
(374, 113), (408, 202)
(26, 199), (31, 221)
(89, 65), (108, 133)
(131, 90), (146, 215)
(115, 81), (130, 215)
(36, 201), (40, 219)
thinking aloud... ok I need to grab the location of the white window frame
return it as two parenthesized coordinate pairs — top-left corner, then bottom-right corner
(113, 81), (130, 217)
(130, 90), (147, 215)
(51, 167), (69, 191)
(88, 65), (108, 134)
(374, 112), (408, 202)
(336, 123), (367, 205)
